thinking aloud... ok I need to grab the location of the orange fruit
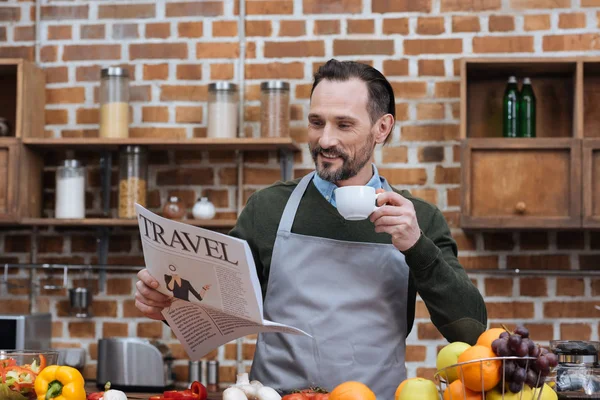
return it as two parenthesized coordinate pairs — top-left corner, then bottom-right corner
(329, 381), (376, 400)
(457, 345), (501, 392)
(443, 380), (483, 400)
(476, 328), (506, 350)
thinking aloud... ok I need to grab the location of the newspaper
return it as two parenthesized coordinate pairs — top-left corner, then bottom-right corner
(135, 204), (311, 360)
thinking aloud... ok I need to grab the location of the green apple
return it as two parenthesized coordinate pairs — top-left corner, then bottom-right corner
(436, 342), (471, 383)
(396, 378), (439, 400)
(532, 384), (558, 400)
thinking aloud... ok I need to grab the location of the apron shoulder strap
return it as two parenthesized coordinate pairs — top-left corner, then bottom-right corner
(277, 171), (315, 233)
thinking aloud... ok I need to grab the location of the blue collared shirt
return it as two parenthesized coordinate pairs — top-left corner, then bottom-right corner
(313, 163), (387, 208)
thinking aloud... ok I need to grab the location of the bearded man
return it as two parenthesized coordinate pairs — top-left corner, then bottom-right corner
(134, 59), (487, 398)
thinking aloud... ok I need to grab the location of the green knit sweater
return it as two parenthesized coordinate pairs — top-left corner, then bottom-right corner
(229, 178), (488, 345)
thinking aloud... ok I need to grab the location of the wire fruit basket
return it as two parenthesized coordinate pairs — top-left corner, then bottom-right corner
(434, 356), (554, 400)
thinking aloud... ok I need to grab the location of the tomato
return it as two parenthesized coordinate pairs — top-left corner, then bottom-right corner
(314, 394), (329, 400)
(282, 395), (308, 400)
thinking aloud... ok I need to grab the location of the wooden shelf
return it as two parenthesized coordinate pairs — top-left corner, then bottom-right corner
(10, 218), (237, 228)
(22, 137), (301, 152)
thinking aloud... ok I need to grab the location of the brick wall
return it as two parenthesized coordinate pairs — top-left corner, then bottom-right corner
(1, 0), (600, 387)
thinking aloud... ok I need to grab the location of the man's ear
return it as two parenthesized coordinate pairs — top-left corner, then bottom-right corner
(374, 114), (394, 144)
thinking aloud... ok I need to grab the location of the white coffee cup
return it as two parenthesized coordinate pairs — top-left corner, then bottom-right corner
(334, 186), (383, 221)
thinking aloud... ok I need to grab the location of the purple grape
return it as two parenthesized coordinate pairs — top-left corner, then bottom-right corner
(525, 369), (539, 387)
(530, 344), (541, 358)
(512, 367), (527, 384)
(500, 331), (510, 339)
(504, 360), (517, 379)
(492, 338), (504, 355)
(514, 325), (530, 338)
(536, 355), (550, 374)
(546, 352), (558, 368)
(508, 381), (524, 393)
(540, 347), (549, 356)
(516, 341), (529, 357)
(496, 339), (511, 356)
(508, 334), (522, 352)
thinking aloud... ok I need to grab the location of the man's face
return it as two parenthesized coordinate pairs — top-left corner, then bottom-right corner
(308, 78), (377, 183)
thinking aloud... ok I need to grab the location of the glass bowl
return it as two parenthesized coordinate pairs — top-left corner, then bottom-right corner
(0, 350), (59, 400)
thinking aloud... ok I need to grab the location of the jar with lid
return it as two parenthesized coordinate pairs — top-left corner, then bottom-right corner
(260, 81), (290, 138)
(55, 159), (86, 219)
(550, 340), (600, 399)
(163, 196), (186, 219)
(99, 66), (130, 139)
(207, 82), (238, 139)
(118, 145), (147, 219)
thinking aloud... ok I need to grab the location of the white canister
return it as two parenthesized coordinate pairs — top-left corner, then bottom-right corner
(55, 159), (85, 219)
(192, 197), (216, 220)
(207, 82), (238, 139)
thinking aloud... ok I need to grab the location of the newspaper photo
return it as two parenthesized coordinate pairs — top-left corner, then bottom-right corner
(135, 204), (311, 360)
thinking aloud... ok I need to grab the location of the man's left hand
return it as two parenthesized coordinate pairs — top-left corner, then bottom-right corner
(370, 189), (421, 252)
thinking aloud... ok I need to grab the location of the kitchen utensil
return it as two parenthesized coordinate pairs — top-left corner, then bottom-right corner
(551, 340), (600, 398)
(69, 287), (93, 318)
(96, 337), (174, 392)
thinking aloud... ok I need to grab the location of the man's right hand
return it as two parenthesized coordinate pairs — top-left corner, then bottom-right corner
(135, 269), (172, 320)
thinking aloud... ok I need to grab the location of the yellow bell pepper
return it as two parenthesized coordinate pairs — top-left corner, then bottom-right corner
(34, 365), (86, 400)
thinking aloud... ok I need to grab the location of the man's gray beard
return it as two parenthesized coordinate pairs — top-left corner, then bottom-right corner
(311, 135), (374, 183)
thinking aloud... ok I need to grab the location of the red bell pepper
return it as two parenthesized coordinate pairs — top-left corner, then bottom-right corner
(153, 381), (208, 400)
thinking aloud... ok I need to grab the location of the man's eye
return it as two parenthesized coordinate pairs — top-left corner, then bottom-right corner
(310, 120), (323, 127)
(339, 124), (351, 129)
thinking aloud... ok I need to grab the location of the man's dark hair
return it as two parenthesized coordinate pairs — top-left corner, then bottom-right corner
(310, 59), (396, 144)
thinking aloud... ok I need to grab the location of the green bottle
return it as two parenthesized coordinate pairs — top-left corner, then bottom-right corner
(518, 77), (536, 138)
(502, 76), (520, 138)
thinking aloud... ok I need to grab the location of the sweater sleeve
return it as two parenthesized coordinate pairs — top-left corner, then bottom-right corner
(403, 208), (487, 345)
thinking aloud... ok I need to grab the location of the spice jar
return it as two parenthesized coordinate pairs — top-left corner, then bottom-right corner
(55, 159), (85, 219)
(118, 145), (147, 219)
(260, 81), (290, 138)
(163, 196), (186, 219)
(99, 66), (130, 139)
(207, 82), (238, 139)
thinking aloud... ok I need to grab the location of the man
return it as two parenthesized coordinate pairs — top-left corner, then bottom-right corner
(135, 59), (487, 398)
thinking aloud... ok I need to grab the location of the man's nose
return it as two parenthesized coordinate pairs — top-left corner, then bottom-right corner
(319, 123), (338, 148)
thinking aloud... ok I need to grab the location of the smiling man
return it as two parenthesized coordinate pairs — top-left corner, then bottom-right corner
(134, 59), (487, 398)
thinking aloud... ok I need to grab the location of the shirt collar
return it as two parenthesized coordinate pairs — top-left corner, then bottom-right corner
(312, 163), (386, 207)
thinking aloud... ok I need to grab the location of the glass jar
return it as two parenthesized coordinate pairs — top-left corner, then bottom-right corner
(55, 159), (85, 219)
(99, 67), (130, 139)
(118, 145), (147, 219)
(207, 82), (238, 139)
(260, 81), (290, 138)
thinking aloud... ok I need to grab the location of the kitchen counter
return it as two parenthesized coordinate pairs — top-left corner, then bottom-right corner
(85, 383), (222, 400)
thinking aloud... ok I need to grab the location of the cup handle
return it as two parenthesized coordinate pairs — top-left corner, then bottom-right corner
(372, 192), (384, 214)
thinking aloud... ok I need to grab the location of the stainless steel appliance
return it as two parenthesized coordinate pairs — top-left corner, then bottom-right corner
(0, 313), (52, 349)
(96, 337), (174, 391)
